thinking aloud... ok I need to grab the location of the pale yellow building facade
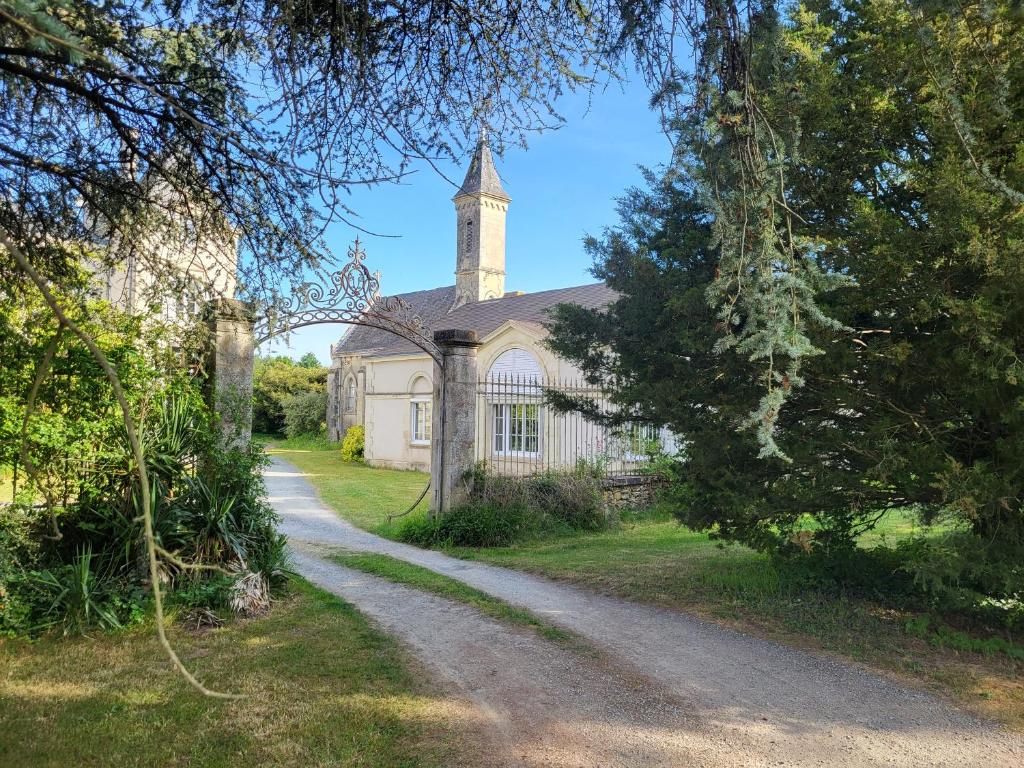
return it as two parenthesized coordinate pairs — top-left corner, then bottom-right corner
(327, 139), (617, 472)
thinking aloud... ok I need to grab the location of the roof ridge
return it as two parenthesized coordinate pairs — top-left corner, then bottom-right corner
(447, 281), (608, 309)
(334, 281), (615, 356)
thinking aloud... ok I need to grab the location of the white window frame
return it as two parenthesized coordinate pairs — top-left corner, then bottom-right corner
(622, 422), (661, 461)
(492, 402), (541, 456)
(410, 398), (432, 445)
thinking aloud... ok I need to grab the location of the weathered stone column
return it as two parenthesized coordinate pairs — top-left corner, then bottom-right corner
(203, 297), (255, 449)
(430, 329), (481, 514)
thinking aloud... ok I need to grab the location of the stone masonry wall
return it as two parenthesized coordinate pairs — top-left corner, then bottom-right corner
(601, 476), (663, 511)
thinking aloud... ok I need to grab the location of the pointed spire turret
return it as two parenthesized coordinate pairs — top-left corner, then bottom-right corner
(454, 131), (509, 202)
(451, 126), (509, 308)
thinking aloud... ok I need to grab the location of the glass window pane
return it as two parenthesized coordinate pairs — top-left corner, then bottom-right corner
(524, 405), (539, 453)
(509, 404), (523, 451)
(493, 404), (505, 452)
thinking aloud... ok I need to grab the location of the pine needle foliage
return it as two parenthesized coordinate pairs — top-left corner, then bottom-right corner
(549, 0), (1024, 614)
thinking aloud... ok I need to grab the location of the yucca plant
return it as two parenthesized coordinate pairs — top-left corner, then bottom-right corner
(143, 393), (202, 486)
(177, 475), (247, 566)
(31, 545), (121, 635)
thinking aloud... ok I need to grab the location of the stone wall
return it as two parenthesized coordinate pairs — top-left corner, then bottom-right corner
(327, 352), (365, 443)
(601, 476), (663, 511)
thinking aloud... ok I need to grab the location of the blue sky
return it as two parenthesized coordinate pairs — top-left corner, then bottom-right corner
(259, 79), (671, 364)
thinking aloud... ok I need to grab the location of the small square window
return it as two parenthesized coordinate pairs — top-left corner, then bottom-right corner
(492, 403), (540, 455)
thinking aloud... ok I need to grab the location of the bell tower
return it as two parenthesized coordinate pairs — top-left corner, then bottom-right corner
(453, 134), (509, 308)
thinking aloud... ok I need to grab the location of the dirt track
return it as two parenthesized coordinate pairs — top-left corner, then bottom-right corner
(268, 457), (1023, 767)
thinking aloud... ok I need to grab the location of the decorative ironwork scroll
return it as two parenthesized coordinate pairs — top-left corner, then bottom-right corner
(253, 239), (441, 363)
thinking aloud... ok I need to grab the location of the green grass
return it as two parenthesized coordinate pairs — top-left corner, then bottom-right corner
(330, 551), (583, 651)
(273, 443), (1022, 728)
(447, 509), (1023, 728)
(263, 435), (430, 538)
(0, 578), (467, 767)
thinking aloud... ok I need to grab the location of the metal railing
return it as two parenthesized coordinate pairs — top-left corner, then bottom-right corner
(475, 374), (673, 478)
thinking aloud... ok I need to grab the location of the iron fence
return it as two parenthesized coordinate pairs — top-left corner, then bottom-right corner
(475, 374), (675, 478)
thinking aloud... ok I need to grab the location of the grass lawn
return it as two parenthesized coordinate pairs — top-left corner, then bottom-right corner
(263, 435), (429, 538)
(0, 578), (469, 767)
(272, 440), (1023, 728)
(330, 550), (586, 652)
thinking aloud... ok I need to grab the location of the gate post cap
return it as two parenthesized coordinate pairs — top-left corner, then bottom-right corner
(433, 329), (481, 348)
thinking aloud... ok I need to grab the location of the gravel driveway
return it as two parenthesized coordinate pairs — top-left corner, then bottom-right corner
(267, 456), (1023, 767)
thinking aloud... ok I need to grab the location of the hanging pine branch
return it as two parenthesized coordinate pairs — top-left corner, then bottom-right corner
(685, 0), (851, 459)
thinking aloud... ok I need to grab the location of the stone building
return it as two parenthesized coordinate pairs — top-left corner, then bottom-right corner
(90, 174), (238, 320)
(326, 138), (618, 471)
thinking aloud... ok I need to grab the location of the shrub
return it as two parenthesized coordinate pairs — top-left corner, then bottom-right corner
(399, 502), (540, 548)
(398, 468), (608, 547)
(1, 294), (289, 636)
(169, 574), (234, 611)
(894, 533), (1024, 627)
(0, 504), (44, 636)
(252, 355), (327, 435)
(523, 472), (606, 531)
(282, 391), (327, 438)
(340, 424), (365, 462)
(469, 468), (607, 532)
(27, 545), (138, 635)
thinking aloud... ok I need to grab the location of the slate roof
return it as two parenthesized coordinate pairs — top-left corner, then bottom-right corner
(454, 139), (509, 201)
(333, 282), (616, 359)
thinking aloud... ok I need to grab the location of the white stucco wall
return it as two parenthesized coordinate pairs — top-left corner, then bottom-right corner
(353, 322), (591, 473)
(361, 354), (435, 471)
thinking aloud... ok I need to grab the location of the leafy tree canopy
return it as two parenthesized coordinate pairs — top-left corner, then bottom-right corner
(0, 0), (677, 306)
(252, 354), (326, 435)
(548, 0), (1024, 609)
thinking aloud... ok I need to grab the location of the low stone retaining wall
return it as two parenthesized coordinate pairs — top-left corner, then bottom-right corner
(601, 475), (662, 511)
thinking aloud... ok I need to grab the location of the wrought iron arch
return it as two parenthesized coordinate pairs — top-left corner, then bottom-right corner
(253, 239), (442, 365)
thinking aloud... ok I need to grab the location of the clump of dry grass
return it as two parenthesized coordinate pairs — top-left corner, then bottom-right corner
(229, 568), (272, 617)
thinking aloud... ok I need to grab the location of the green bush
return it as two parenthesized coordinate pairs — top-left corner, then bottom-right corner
(399, 502), (539, 548)
(1, 291), (288, 637)
(252, 355), (327, 435)
(894, 533), (1024, 628)
(0, 504), (43, 636)
(340, 424), (365, 462)
(27, 545), (143, 635)
(3, 383), (286, 636)
(169, 573), (234, 612)
(398, 468), (608, 547)
(523, 472), (606, 531)
(282, 391), (327, 438)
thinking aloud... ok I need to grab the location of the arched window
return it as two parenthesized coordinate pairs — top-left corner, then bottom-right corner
(409, 375), (432, 444)
(487, 348), (542, 383)
(344, 376), (357, 413)
(486, 349), (542, 456)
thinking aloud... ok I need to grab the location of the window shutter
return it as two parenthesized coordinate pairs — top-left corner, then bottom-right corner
(487, 348), (542, 382)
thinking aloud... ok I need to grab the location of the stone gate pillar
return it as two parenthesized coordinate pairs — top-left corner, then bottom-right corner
(204, 297), (255, 449)
(430, 329), (481, 514)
